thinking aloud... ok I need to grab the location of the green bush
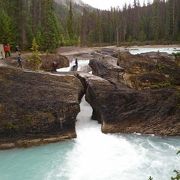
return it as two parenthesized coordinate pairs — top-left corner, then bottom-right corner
(28, 38), (41, 70)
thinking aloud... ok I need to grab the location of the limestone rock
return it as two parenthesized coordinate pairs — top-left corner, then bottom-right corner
(78, 73), (180, 136)
(89, 57), (124, 85)
(117, 52), (180, 89)
(77, 51), (180, 136)
(40, 54), (69, 71)
(0, 66), (84, 147)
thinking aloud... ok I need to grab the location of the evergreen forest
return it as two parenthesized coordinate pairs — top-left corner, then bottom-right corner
(0, 0), (179, 51)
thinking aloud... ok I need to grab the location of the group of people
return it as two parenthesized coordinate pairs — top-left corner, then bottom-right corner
(1, 43), (79, 71)
(0, 43), (22, 68)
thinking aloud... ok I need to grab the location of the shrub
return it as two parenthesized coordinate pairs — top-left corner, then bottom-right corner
(28, 38), (41, 70)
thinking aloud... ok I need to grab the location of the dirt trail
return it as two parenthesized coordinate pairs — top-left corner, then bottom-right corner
(0, 60), (7, 67)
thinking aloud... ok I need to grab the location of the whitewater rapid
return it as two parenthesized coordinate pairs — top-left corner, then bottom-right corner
(129, 47), (180, 55)
(0, 98), (179, 180)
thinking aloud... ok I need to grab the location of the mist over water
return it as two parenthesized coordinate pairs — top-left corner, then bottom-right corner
(0, 47), (179, 180)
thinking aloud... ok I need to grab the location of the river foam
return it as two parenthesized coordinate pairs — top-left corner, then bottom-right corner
(0, 98), (179, 180)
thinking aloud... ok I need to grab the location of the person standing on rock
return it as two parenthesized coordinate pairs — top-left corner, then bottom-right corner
(15, 45), (20, 54)
(71, 58), (78, 71)
(75, 58), (78, 66)
(4, 43), (11, 58)
(52, 61), (58, 72)
(17, 53), (23, 68)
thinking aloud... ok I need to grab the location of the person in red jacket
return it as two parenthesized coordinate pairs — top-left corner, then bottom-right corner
(4, 43), (11, 58)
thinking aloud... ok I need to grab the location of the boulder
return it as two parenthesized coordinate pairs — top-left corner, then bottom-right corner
(117, 52), (180, 89)
(77, 51), (180, 136)
(40, 54), (69, 71)
(0, 66), (84, 148)
(89, 57), (124, 85)
(90, 51), (179, 89)
(77, 72), (180, 136)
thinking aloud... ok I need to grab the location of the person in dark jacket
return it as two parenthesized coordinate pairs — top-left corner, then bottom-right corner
(17, 53), (22, 68)
(75, 58), (78, 66)
(71, 58), (78, 71)
(52, 61), (58, 72)
(15, 45), (20, 53)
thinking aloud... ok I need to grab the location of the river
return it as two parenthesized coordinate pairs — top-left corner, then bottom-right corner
(0, 47), (179, 180)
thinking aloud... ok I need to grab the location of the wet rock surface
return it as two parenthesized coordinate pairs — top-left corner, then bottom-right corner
(0, 66), (84, 148)
(77, 51), (180, 136)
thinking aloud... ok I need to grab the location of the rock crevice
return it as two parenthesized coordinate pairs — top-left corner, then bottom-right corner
(77, 52), (180, 136)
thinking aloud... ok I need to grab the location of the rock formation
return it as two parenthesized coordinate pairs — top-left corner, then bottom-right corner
(40, 54), (69, 71)
(77, 51), (180, 136)
(117, 52), (180, 89)
(89, 56), (124, 85)
(1, 50), (179, 149)
(0, 66), (84, 149)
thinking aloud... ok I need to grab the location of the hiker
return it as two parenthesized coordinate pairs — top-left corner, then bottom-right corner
(52, 61), (58, 72)
(71, 58), (78, 71)
(4, 44), (11, 58)
(17, 53), (22, 68)
(75, 58), (78, 66)
(15, 45), (20, 53)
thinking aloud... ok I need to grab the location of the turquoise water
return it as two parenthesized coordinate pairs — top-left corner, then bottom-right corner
(0, 98), (179, 180)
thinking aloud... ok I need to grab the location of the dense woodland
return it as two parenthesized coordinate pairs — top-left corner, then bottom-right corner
(81, 0), (180, 46)
(0, 0), (179, 51)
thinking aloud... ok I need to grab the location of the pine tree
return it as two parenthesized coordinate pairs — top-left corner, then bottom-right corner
(28, 38), (41, 70)
(67, 1), (74, 40)
(41, 0), (61, 51)
(0, 10), (14, 44)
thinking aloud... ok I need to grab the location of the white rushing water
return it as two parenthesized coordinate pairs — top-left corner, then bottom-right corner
(0, 98), (179, 180)
(57, 60), (90, 72)
(129, 47), (180, 55)
(0, 48), (179, 180)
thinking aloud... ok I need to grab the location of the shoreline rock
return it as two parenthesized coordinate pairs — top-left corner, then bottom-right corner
(77, 51), (180, 136)
(0, 131), (76, 150)
(0, 66), (84, 149)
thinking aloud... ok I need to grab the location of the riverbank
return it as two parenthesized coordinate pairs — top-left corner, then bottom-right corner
(0, 46), (179, 150)
(57, 44), (180, 56)
(0, 131), (76, 150)
(0, 98), (179, 180)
